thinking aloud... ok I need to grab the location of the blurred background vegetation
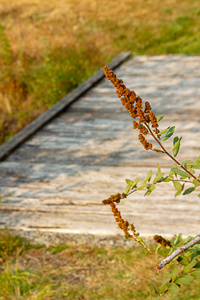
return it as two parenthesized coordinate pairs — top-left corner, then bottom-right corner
(0, 1), (200, 298)
(0, 0), (200, 145)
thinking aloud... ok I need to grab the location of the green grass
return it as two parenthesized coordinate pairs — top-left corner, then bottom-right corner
(0, 229), (200, 299)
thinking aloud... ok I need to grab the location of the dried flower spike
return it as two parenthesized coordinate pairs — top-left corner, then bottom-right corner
(104, 66), (160, 150)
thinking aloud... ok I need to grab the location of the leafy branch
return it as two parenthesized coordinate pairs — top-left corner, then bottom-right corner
(158, 235), (200, 270)
(102, 66), (200, 297)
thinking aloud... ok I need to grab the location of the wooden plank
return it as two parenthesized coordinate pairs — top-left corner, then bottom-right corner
(0, 55), (200, 244)
(0, 52), (131, 161)
(0, 208), (200, 238)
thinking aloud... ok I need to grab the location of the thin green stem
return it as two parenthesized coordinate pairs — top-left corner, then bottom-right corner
(133, 237), (165, 258)
(145, 123), (199, 182)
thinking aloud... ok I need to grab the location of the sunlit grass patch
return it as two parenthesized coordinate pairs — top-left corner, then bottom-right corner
(0, 232), (200, 299)
(0, 228), (42, 263)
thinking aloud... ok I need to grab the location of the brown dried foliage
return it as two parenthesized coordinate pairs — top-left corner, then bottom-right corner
(103, 66), (161, 150)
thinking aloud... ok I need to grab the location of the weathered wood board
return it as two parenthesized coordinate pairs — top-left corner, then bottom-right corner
(0, 54), (200, 245)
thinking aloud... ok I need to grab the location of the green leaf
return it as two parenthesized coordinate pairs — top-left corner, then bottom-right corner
(125, 183), (132, 194)
(148, 184), (156, 192)
(131, 178), (139, 189)
(170, 269), (179, 281)
(164, 175), (174, 182)
(198, 194), (200, 198)
(183, 236), (194, 245)
(172, 136), (182, 158)
(143, 170), (153, 183)
(136, 237), (145, 245)
(173, 136), (179, 144)
(159, 278), (170, 294)
(171, 168), (191, 179)
(183, 187), (195, 195)
(137, 183), (147, 190)
(125, 179), (133, 185)
(153, 173), (164, 183)
(177, 256), (190, 266)
(150, 279), (159, 295)
(191, 269), (200, 278)
(157, 176), (167, 183)
(181, 160), (191, 166)
(191, 163), (200, 169)
(174, 233), (182, 246)
(155, 244), (162, 254)
(194, 261), (200, 268)
(153, 149), (165, 153)
(162, 126), (175, 141)
(175, 190), (182, 197)
(144, 184), (155, 196)
(157, 163), (161, 174)
(183, 258), (197, 273)
(173, 181), (182, 191)
(175, 274), (193, 285)
(158, 127), (170, 136)
(193, 179), (200, 187)
(168, 283), (180, 295)
(156, 115), (164, 122)
(191, 156), (200, 169)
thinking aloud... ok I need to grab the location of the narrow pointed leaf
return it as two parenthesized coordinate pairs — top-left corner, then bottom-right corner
(158, 127), (170, 136)
(143, 170), (153, 183)
(193, 179), (200, 187)
(137, 183), (147, 190)
(191, 156), (200, 169)
(174, 233), (182, 246)
(175, 274), (193, 284)
(168, 283), (180, 295)
(162, 126), (175, 141)
(183, 258), (197, 273)
(171, 168), (191, 178)
(183, 187), (195, 195)
(172, 136), (182, 157)
(191, 269), (200, 278)
(144, 184), (155, 196)
(177, 256), (190, 266)
(164, 175), (174, 182)
(159, 278), (170, 294)
(150, 279), (159, 295)
(181, 160), (191, 166)
(157, 163), (161, 174)
(175, 190), (182, 197)
(153, 173), (164, 183)
(156, 115), (164, 122)
(154, 149), (165, 153)
(131, 178), (139, 189)
(125, 183), (132, 194)
(126, 179), (133, 185)
(170, 269), (179, 281)
(173, 181), (182, 191)
(191, 162), (200, 169)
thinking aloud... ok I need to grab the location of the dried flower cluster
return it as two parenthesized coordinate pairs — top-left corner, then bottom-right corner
(154, 235), (172, 248)
(102, 193), (136, 238)
(102, 193), (123, 205)
(103, 66), (160, 150)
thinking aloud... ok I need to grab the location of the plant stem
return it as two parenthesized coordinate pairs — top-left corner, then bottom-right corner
(157, 234), (200, 269)
(145, 123), (199, 182)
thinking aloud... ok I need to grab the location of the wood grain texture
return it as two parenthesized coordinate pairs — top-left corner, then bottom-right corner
(0, 54), (200, 245)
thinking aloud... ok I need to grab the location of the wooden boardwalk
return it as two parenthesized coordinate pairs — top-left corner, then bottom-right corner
(0, 54), (200, 246)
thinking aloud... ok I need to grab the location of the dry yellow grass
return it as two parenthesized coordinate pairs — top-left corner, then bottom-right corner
(1, 0), (199, 58)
